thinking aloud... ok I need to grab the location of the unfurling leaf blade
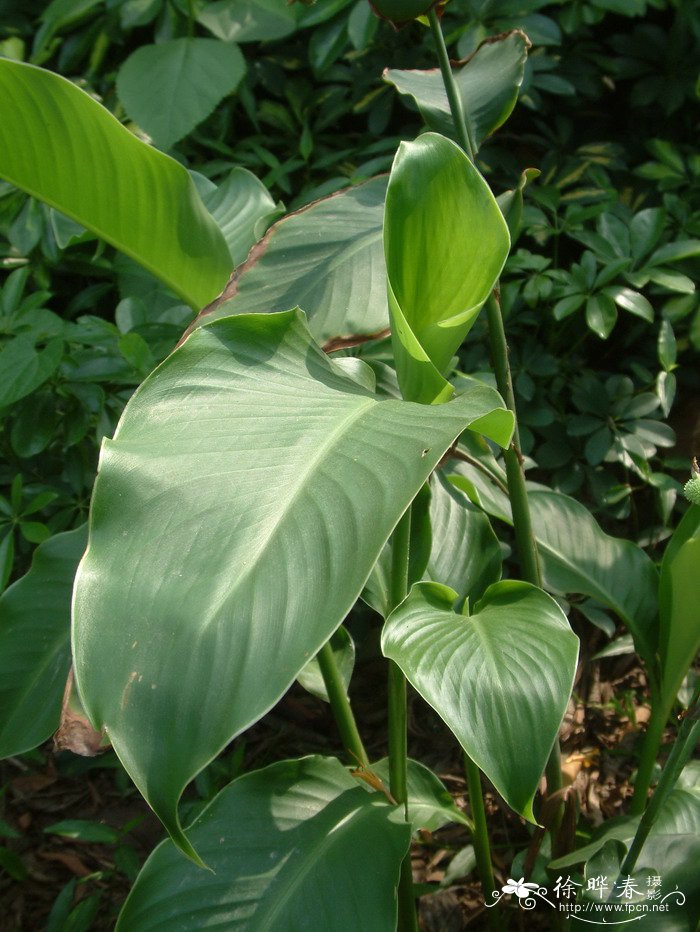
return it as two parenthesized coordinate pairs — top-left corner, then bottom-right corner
(384, 133), (510, 403)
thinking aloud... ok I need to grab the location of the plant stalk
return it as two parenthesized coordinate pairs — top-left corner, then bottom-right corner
(619, 682), (700, 879)
(387, 508), (418, 931)
(630, 691), (669, 815)
(317, 640), (369, 768)
(427, 9), (475, 161)
(464, 754), (501, 930)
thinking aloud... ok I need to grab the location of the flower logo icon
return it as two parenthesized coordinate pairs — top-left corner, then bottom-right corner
(502, 878), (540, 899)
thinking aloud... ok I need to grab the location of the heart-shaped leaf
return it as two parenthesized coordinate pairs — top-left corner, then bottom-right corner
(0, 526), (87, 758)
(385, 133), (510, 403)
(382, 580), (579, 820)
(117, 756), (410, 930)
(0, 59), (231, 309)
(73, 309), (513, 859)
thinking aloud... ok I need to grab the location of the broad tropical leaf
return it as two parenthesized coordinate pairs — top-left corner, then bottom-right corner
(0, 526), (87, 758)
(189, 177), (389, 345)
(384, 31), (529, 151)
(385, 133), (510, 403)
(117, 756), (410, 930)
(116, 38), (246, 151)
(382, 580), (578, 820)
(73, 309), (513, 859)
(0, 59), (231, 309)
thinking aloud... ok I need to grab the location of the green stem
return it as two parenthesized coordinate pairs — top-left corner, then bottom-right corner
(426, 2), (564, 842)
(427, 8), (475, 161)
(387, 508), (418, 931)
(485, 294), (542, 588)
(631, 694), (669, 815)
(619, 683), (700, 880)
(316, 641), (369, 768)
(465, 755), (501, 930)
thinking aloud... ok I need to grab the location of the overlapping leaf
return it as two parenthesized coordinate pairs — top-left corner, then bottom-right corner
(117, 756), (410, 930)
(0, 526), (87, 758)
(384, 31), (529, 151)
(190, 177), (389, 345)
(382, 580), (578, 820)
(449, 460), (659, 661)
(0, 59), (231, 310)
(385, 134), (510, 403)
(73, 309), (513, 858)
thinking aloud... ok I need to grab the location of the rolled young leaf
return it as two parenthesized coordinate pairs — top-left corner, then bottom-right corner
(384, 133), (510, 403)
(0, 59), (231, 310)
(73, 308), (513, 860)
(382, 580), (579, 821)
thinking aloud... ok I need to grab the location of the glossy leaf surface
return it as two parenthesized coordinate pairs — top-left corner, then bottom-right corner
(197, 0), (299, 42)
(117, 756), (410, 930)
(73, 309), (512, 857)
(385, 134), (509, 403)
(0, 59), (231, 309)
(0, 526), (87, 758)
(191, 177), (389, 345)
(382, 580), (578, 820)
(384, 31), (529, 151)
(116, 38), (246, 151)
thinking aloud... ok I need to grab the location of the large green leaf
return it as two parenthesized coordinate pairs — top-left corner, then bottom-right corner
(382, 580), (578, 820)
(0, 59), (231, 310)
(385, 133), (510, 403)
(116, 38), (246, 152)
(73, 308), (513, 859)
(658, 506), (700, 714)
(189, 177), (389, 345)
(117, 756), (410, 930)
(384, 31), (529, 151)
(449, 461), (659, 662)
(0, 526), (87, 758)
